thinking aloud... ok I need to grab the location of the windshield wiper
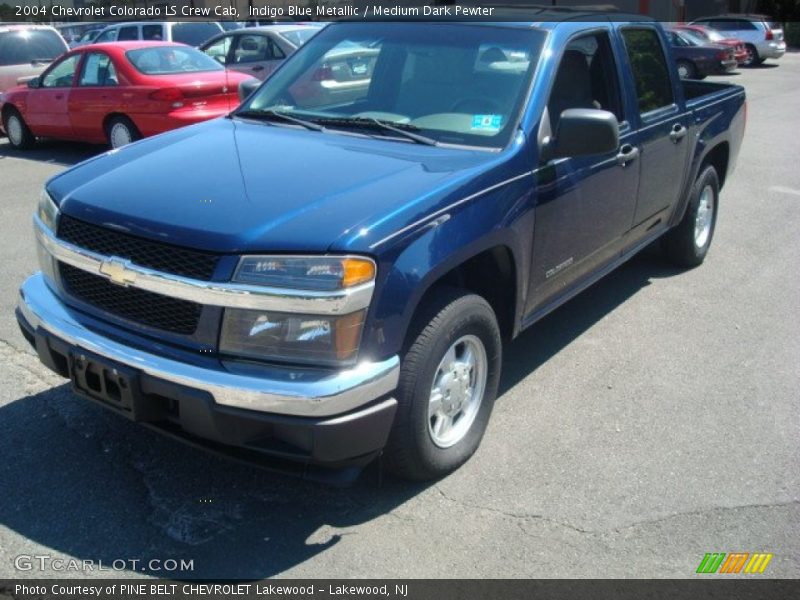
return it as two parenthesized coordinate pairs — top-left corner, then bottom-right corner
(235, 109), (324, 132)
(316, 117), (438, 146)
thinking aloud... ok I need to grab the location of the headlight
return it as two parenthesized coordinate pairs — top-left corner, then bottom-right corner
(37, 189), (59, 232)
(220, 308), (366, 367)
(224, 255), (376, 366)
(233, 255), (375, 291)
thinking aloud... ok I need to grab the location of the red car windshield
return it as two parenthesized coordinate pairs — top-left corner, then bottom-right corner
(126, 46), (223, 75)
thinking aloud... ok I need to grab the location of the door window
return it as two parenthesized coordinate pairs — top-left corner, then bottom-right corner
(142, 25), (164, 41)
(621, 28), (675, 115)
(204, 35), (233, 64)
(233, 35), (271, 63)
(78, 52), (118, 86)
(41, 54), (81, 88)
(547, 32), (624, 130)
(117, 26), (139, 42)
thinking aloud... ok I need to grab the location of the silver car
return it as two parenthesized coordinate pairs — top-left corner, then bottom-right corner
(691, 14), (786, 65)
(200, 24), (324, 81)
(0, 25), (68, 94)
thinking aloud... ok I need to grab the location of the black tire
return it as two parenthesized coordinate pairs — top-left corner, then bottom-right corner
(2, 108), (35, 150)
(384, 288), (502, 481)
(676, 60), (696, 80)
(105, 115), (141, 149)
(663, 165), (720, 268)
(744, 44), (764, 67)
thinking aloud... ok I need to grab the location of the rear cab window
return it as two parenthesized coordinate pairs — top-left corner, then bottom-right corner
(0, 29), (67, 66)
(171, 23), (222, 46)
(620, 27), (675, 116)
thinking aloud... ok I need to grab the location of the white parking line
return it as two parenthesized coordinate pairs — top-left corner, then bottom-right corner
(768, 186), (800, 197)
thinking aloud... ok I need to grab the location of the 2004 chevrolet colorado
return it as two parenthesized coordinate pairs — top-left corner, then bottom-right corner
(16, 16), (746, 481)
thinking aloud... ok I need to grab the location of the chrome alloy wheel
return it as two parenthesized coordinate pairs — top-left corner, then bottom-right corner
(694, 184), (714, 248)
(428, 335), (488, 448)
(6, 114), (23, 146)
(110, 122), (132, 148)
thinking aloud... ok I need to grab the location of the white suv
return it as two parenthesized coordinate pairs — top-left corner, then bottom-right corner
(91, 21), (223, 47)
(691, 14), (786, 66)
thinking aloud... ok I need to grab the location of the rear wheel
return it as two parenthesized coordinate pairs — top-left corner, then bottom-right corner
(3, 108), (35, 150)
(106, 116), (141, 149)
(676, 60), (696, 80)
(744, 44), (764, 66)
(384, 288), (502, 480)
(663, 165), (719, 268)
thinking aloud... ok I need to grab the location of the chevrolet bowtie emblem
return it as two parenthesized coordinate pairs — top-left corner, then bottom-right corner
(99, 257), (137, 287)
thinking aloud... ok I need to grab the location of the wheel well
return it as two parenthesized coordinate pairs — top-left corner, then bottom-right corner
(102, 112), (128, 134)
(703, 142), (730, 189)
(1, 103), (19, 123)
(414, 246), (517, 342)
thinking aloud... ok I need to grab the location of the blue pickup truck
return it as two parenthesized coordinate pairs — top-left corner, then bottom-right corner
(17, 15), (746, 481)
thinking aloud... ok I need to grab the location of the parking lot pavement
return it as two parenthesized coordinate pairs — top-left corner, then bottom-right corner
(0, 56), (798, 580)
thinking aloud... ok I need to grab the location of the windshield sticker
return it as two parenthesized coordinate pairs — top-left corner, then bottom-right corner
(471, 115), (503, 132)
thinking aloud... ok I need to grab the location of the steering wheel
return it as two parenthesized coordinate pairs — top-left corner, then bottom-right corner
(450, 97), (503, 114)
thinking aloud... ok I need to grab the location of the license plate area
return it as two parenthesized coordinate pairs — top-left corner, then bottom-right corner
(69, 349), (140, 419)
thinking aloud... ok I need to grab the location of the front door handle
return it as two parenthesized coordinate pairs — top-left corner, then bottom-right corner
(670, 123), (688, 143)
(616, 144), (640, 167)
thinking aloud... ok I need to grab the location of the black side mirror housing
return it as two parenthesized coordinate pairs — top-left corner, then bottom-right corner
(27, 77), (41, 89)
(238, 78), (261, 104)
(548, 108), (620, 160)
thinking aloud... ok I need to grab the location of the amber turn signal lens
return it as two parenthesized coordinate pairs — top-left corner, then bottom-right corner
(341, 258), (376, 288)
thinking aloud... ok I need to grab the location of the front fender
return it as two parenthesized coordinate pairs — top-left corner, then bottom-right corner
(359, 173), (535, 362)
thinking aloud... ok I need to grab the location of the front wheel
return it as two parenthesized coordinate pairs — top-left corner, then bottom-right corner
(663, 165), (719, 268)
(3, 108), (35, 150)
(384, 288), (502, 480)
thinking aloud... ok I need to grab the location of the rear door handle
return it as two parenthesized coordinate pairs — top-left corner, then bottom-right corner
(251, 65), (265, 72)
(670, 124), (688, 143)
(616, 144), (640, 167)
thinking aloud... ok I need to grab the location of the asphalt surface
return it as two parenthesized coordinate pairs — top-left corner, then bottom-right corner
(0, 56), (798, 580)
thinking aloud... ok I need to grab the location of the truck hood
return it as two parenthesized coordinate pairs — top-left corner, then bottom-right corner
(49, 118), (497, 254)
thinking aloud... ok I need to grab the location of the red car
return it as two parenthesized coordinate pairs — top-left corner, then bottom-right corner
(0, 41), (252, 150)
(673, 25), (749, 65)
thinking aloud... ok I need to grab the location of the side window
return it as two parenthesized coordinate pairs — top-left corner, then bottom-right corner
(204, 36), (232, 64)
(737, 19), (759, 31)
(94, 29), (117, 43)
(117, 26), (139, 42)
(621, 28), (675, 115)
(79, 52), (118, 86)
(233, 35), (269, 63)
(41, 54), (81, 88)
(268, 38), (286, 60)
(547, 32), (624, 131)
(142, 25), (164, 41)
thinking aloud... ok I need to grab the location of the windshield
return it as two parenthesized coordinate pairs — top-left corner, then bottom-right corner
(0, 29), (66, 66)
(239, 23), (545, 149)
(126, 46), (224, 75)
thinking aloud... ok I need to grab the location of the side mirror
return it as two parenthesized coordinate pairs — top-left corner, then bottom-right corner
(238, 78), (261, 103)
(27, 77), (41, 89)
(548, 108), (619, 160)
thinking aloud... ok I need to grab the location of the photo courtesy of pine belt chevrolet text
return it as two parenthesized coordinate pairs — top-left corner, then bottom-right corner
(13, 15), (746, 481)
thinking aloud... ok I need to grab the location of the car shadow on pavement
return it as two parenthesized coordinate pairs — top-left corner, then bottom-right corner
(0, 139), (102, 167)
(0, 251), (679, 580)
(499, 247), (683, 396)
(0, 381), (428, 579)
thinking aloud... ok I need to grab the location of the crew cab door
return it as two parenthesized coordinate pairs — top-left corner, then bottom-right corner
(619, 26), (692, 237)
(25, 53), (81, 139)
(527, 31), (640, 314)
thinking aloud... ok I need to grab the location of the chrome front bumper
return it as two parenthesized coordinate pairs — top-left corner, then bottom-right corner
(18, 273), (399, 417)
